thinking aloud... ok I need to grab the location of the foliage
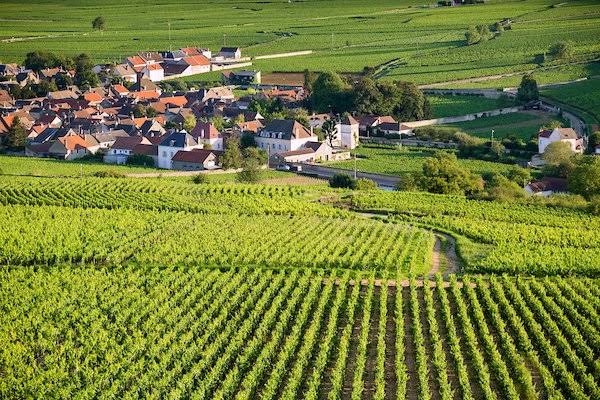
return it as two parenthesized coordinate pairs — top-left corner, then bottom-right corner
(5, 117), (28, 149)
(126, 154), (155, 167)
(222, 137), (243, 169)
(183, 115), (196, 133)
(321, 119), (337, 147)
(191, 173), (208, 184)
(568, 156), (600, 200)
(542, 141), (575, 178)
(549, 41), (574, 60)
(93, 170), (125, 178)
(92, 16), (105, 31)
(516, 74), (539, 103)
(354, 178), (377, 191)
(310, 71), (351, 113)
(421, 152), (484, 196)
(328, 173), (355, 189)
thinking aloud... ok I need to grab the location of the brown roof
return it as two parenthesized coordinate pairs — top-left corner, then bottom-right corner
(538, 127), (578, 139)
(132, 143), (158, 156)
(171, 148), (218, 163)
(191, 122), (221, 140)
(527, 177), (568, 193)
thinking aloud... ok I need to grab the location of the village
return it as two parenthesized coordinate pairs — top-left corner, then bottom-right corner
(0, 46), (594, 197)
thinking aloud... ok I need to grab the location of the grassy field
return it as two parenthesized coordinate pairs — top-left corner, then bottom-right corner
(429, 94), (509, 118)
(541, 76), (600, 127)
(324, 145), (514, 176)
(443, 111), (554, 140)
(1, 0), (599, 85)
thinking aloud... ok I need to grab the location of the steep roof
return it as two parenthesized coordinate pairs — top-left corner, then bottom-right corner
(191, 121), (221, 140)
(261, 119), (312, 140)
(159, 131), (197, 148)
(58, 135), (89, 151)
(132, 143), (158, 156)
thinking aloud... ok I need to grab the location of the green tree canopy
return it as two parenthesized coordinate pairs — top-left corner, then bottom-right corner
(516, 74), (539, 103)
(549, 41), (574, 60)
(568, 156), (600, 199)
(310, 71), (351, 113)
(222, 137), (243, 169)
(421, 152), (484, 196)
(6, 117), (28, 149)
(92, 16), (105, 31)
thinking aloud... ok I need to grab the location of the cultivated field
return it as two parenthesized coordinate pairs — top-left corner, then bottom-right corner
(541, 76), (600, 126)
(444, 111), (554, 140)
(324, 145), (515, 176)
(2, 267), (598, 399)
(1, 0), (599, 85)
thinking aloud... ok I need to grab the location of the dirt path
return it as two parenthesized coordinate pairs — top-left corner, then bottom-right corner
(357, 212), (461, 278)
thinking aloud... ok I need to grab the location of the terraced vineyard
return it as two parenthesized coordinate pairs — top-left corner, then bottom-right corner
(2, 267), (598, 399)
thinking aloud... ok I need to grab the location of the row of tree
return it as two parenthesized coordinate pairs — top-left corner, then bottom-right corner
(308, 71), (431, 121)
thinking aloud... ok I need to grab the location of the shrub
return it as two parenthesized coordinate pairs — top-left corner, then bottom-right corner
(355, 178), (377, 190)
(329, 173), (356, 189)
(126, 154), (155, 167)
(191, 174), (208, 184)
(93, 170), (125, 178)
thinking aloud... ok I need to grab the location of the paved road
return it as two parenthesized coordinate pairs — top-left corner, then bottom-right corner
(294, 163), (400, 189)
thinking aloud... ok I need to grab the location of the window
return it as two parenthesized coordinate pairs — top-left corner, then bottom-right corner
(162, 151), (167, 157)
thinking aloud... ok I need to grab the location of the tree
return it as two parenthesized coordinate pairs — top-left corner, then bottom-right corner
(329, 173), (356, 189)
(503, 166), (531, 186)
(126, 154), (155, 167)
(542, 141), (576, 178)
(494, 21), (504, 33)
(352, 77), (385, 115)
(486, 174), (525, 201)
(210, 116), (225, 131)
(587, 131), (600, 153)
(540, 120), (563, 130)
(23, 51), (61, 71)
(6, 117), (28, 149)
(237, 147), (267, 183)
(321, 119), (337, 147)
(240, 132), (256, 148)
(92, 16), (105, 31)
(132, 104), (147, 118)
(183, 115), (196, 132)
(355, 178), (377, 190)
(465, 26), (480, 45)
(516, 74), (539, 103)
(568, 156), (600, 199)
(549, 41), (574, 60)
(421, 152), (484, 196)
(395, 81), (431, 121)
(222, 137), (243, 169)
(74, 53), (99, 89)
(310, 71), (351, 113)
(145, 107), (158, 118)
(542, 141), (574, 166)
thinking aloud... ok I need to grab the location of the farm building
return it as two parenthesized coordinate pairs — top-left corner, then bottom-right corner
(538, 127), (583, 154)
(218, 47), (242, 60)
(255, 119), (317, 155)
(171, 148), (221, 170)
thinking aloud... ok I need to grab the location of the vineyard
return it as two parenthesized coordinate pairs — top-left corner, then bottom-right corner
(325, 145), (514, 176)
(350, 190), (600, 276)
(2, 266), (599, 399)
(1, 1), (599, 85)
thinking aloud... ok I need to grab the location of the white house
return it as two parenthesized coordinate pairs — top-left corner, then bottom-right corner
(255, 119), (317, 155)
(182, 55), (211, 75)
(335, 115), (359, 149)
(218, 47), (242, 60)
(538, 127), (583, 154)
(141, 63), (164, 82)
(525, 177), (568, 197)
(157, 131), (202, 169)
(104, 136), (151, 164)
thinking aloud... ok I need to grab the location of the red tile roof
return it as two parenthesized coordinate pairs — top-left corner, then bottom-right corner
(183, 55), (210, 66)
